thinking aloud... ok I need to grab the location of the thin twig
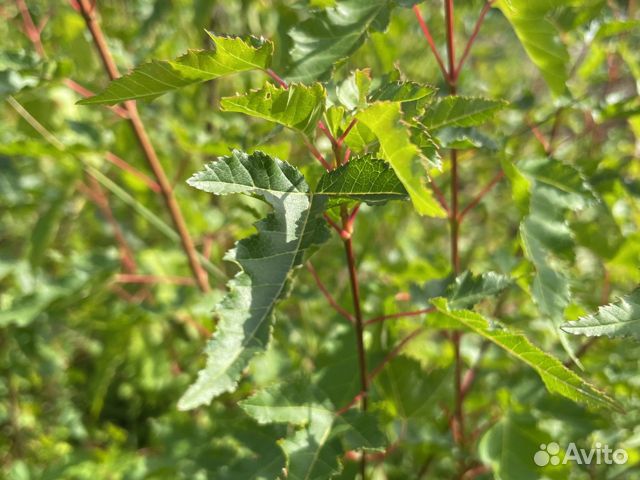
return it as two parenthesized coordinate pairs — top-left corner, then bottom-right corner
(265, 68), (288, 88)
(413, 5), (449, 81)
(81, 177), (137, 273)
(306, 262), (355, 324)
(105, 152), (162, 193)
(302, 136), (332, 170)
(64, 79), (129, 118)
(114, 274), (196, 286)
(15, 0), (45, 57)
(365, 307), (435, 326)
(430, 178), (450, 214)
(455, 1), (494, 78)
(75, 0), (210, 292)
(458, 170), (504, 222)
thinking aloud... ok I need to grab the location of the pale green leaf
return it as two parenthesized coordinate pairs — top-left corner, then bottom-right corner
(421, 96), (508, 130)
(220, 82), (326, 135)
(495, 1), (570, 96)
(432, 298), (620, 411)
(561, 289), (640, 340)
(177, 150), (329, 410)
(79, 33), (273, 105)
(354, 102), (446, 217)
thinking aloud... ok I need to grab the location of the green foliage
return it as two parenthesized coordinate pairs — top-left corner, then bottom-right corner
(420, 96), (508, 129)
(285, 0), (392, 82)
(432, 298), (620, 411)
(79, 33), (273, 104)
(178, 150), (329, 409)
(221, 82), (326, 135)
(354, 102), (446, 217)
(316, 154), (407, 206)
(495, 0), (570, 95)
(3, 0), (639, 478)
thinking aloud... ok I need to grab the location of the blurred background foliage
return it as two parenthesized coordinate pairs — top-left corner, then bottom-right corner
(1, 0), (640, 478)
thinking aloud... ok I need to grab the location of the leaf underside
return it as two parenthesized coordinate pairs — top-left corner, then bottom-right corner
(561, 289), (640, 340)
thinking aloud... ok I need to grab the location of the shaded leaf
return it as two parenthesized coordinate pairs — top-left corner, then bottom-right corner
(79, 33), (273, 105)
(241, 376), (385, 480)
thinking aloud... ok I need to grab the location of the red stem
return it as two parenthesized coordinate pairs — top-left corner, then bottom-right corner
(105, 152), (162, 193)
(114, 274), (196, 286)
(365, 307), (435, 326)
(413, 6), (449, 82)
(444, 0), (465, 452)
(306, 262), (355, 324)
(430, 179), (451, 214)
(455, 1), (494, 78)
(75, 0), (210, 293)
(265, 68), (288, 88)
(457, 170), (504, 223)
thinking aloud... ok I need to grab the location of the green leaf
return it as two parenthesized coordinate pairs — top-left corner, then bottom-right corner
(479, 412), (566, 480)
(336, 69), (372, 110)
(368, 79), (436, 104)
(78, 33), (273, 105)
(354, 102), (446, 217)
(494, 1), (570, 96)
(285, 0), (391, 82)
(436, 127), (498, 150)
(316, 154), (408, 206)
(177, 150), (329, 410)
(517, 158), (596, 362)
(375, 357), (452, 419)
(447, 271), (511, 309)
(432, 298), (621, 411)
(220, 83), (326, 135)
(420, 96), (508, 130)
(241, 377), (385, 480)
(561, 289), (640, 340)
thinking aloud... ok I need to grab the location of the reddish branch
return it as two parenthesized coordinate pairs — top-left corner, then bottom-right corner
(80, 177), (137, 273)
(412, 5), (449, 81)
(455, 1), (495, 78)
(74, 0), (210, 293)
(114, 274), (196, 286)
(105, 152), (162, 193)
(458, 170), (504, 222)
(365, 307), (434, 326)
(306, 262), (355, 324)
(64, 79), (129, 118)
